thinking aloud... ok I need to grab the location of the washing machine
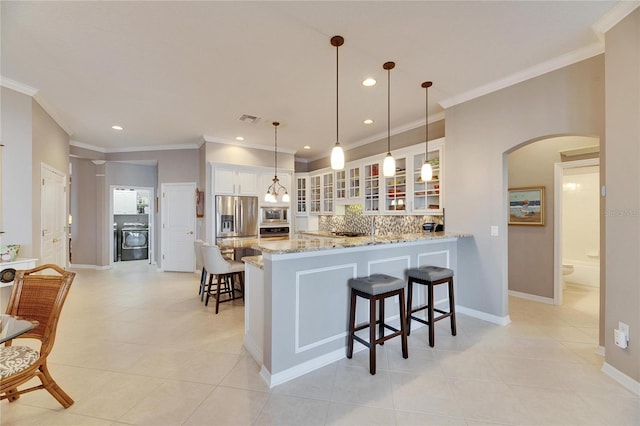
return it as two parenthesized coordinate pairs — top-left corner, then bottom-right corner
(121, 222), (149, 261)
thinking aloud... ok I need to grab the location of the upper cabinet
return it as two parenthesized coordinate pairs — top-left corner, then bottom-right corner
(384, 156), (407, 212)
(348, 164), (362, 200)
(363, 161), (381, 212)
(113, 189), (138, 214)
(411, 139), (444, 214)
(309, 175), (321, 214)
(322, 172), (334, 213)
(335, 169), (346, 202)
(295, 174), (308, 215)
(213, 165), (259, 195)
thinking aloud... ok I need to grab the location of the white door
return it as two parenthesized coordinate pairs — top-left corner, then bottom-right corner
(41, 164), (67, 266)
(161, 182), (196, 272)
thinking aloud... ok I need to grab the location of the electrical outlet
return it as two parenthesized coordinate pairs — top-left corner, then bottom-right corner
(619, 322), (630, 341)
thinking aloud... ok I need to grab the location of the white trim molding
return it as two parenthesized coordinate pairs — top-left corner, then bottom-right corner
(456, 305), (511, 326)
(602, 362), (640, 396)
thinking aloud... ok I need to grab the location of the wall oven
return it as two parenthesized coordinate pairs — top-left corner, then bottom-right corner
(261, 207), (288, 224)
(259, 226), (290, 241)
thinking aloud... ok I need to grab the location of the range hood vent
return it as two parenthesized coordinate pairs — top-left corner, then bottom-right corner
(239, 114), (261, 124)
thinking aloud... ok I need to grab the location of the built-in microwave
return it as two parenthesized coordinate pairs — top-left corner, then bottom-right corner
(261, 207), (288, 224)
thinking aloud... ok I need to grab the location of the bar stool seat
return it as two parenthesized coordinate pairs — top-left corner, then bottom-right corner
(347, 273), (408, 375)
(406, 266), (456, 347)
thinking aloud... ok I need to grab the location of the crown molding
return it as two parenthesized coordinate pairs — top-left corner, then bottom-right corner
(592, 1), (640, 38)
(70, 139), (199, 153)
(440, 42), (604, 109)
(33, 93), (74, 136)
(70, 140), (107, 153)
(203, 134), (297, 155)
(0, 76), (38, 96)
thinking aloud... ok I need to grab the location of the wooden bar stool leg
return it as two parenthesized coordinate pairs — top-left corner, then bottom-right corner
(347, 289), (356, 359)
(369, 296), (376, 375)
(449, 278), (457, 336)
(215, 274), (223, 314)
(378, 296), (385, 345)
(428, 282), (435, 347)
(399, 289), (408, 358)
(406, 278), (414, 336)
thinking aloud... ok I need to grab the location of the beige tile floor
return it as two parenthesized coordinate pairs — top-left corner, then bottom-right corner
(1, 262), (638, 425)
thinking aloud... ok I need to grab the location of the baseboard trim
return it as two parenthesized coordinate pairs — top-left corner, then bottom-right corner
(456, 305), (511, 326)
(602, 362), (640, 396)
(69, 263), (111, 270)
(508, 290), (555, 305)
(260, 347), (352, 388)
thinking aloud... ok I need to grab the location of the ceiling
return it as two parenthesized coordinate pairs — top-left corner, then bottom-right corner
(1, 1), (632, 162)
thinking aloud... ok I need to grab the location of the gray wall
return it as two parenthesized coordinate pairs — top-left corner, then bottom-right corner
(604, 8), (640, 383)
(69, 158), (98, 265)
(507, 136), (599, 298)
(32, 99), (71, 260)
(1, 88), (33, 255)
(0, 88), (69, 263)
(445, 55), (605, 321)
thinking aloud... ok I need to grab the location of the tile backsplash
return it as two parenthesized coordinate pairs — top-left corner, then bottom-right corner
(318, 204), (443, 235)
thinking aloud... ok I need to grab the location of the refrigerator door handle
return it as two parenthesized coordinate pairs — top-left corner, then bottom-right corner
(235, 199), (242, 233)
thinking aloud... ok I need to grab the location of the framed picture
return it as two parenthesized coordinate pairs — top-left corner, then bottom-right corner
(196, 190), (205, 218)
(508, 186), (544, 226)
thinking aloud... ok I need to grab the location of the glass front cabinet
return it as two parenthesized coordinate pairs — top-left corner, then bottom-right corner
(335, 169), (346, 202)
(363, 161), (380, 212)
(411, 138), (443, 214)
(295, 175), (308, 215)
(348, 165), (361, 200)
(309, 174), (321, 214)
(384, 156), (407, 212)
(322, 172), (334, 213)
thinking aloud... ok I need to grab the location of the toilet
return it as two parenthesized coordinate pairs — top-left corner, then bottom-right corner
(562, 264), (574, 289)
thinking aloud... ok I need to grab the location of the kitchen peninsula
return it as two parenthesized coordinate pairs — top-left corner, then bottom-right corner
(241, 231), (470, 387)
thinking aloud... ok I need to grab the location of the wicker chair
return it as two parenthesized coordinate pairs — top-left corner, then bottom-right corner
(0, 264), (76, 408)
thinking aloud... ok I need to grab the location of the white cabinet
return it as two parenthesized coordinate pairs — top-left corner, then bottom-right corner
(383, 156), (407, 213)
(322, 172), (334, 213)
(309, 175), (321, 214)
(335, 170), (346, 202)
(363, 161), (381, 212)
(295, 174), (308, 215)
(348, 164), (362, 200)
(411, 139), (443, 214)
(213, 165), (259, 195)
(114, 189), (138, 214)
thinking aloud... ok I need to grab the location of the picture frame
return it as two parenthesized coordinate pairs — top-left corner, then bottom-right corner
(508, 186), (544, 226)
(196, 190), (205, 218)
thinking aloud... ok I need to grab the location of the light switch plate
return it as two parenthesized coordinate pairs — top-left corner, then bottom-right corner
(490, 226), (499, 236)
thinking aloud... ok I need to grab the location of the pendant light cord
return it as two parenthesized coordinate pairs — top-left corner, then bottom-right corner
(336, 40), (339, 145)
(273, 122), (279, 179)
(387, 66), (391, 153)
(422, 81), (433, 159)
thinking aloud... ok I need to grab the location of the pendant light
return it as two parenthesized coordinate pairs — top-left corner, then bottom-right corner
(382, 61), (396, 177)
(330, 35), (345, 170)
(264, 122), (290, 203)
(421, 81), (433, 182)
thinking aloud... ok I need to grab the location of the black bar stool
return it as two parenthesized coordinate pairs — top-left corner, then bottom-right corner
(406, 266), (456, 347)
(347, 273), (408, 375)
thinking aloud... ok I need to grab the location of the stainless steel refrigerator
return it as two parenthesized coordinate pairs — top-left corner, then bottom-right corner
(215, 195), (259, 244)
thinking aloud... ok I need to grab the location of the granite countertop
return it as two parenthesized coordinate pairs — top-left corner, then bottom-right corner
(254, 232), (470, 255)
(241, 255), (264, 269)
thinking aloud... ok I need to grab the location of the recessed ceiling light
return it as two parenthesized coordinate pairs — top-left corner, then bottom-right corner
(111, 125), (123, 131)
(303, 146), (311, 150)
(235, 136), (245, 141)
(362, 78), (376, 87)
(363, 119), (373, 124)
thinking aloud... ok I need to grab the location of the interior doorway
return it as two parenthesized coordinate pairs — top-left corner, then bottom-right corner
(554, 159), (600, 305)
(110, 186), (155, 266)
